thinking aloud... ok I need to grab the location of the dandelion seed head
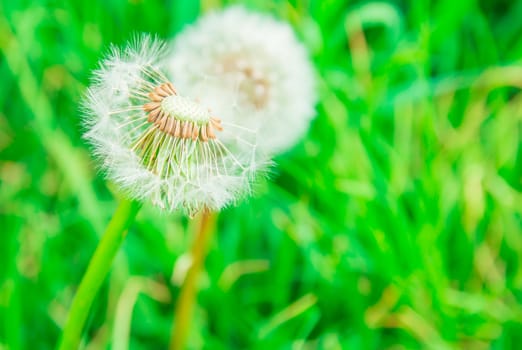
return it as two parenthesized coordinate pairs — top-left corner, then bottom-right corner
(168, 6), (317, 155)
(83, 34), (265, 215)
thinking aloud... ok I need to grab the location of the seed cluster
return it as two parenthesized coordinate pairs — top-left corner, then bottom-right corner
(218, 55), (270, 108)
(143, 82), (223, 141)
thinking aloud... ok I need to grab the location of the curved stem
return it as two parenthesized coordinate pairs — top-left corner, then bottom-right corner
(57, 198), (141, 350)
(169, 209), (216, 350)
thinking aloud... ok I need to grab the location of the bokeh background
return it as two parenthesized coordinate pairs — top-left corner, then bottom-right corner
(1, 0), (522, 349)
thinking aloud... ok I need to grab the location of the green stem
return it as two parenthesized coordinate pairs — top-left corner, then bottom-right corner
(57, 198), (141, 350)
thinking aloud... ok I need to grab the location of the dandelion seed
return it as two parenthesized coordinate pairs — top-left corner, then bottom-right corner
(168, 6), (317, 155)
(83, 35), (265, 215)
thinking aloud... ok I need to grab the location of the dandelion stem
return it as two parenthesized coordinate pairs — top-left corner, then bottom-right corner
(57, 198), (141, 350)
(169, 209), (216, 350)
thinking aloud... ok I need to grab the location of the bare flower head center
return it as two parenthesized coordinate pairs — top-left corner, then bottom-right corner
(143, 82), (223, 141)
(161, 95), (210, 124)
(132, 81), (229, 180)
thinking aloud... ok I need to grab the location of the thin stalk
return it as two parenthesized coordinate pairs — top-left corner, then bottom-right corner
(57, 198), (141, 350)
(169, 209), (216, 350)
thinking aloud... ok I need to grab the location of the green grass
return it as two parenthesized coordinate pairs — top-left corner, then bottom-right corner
(1, 0), (522, 348)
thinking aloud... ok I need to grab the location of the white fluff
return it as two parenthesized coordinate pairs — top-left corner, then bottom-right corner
(83, 35), (266, 215)
(168, 6), (317, 155)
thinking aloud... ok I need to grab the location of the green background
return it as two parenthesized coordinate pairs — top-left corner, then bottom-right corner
(1, 0), (522, 348)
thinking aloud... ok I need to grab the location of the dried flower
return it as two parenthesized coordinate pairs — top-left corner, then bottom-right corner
(168, 6), (317, 155)
(83, 35), (263, 215)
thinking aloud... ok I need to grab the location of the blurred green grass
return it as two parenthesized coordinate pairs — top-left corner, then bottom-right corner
(1, 0), (522, 349)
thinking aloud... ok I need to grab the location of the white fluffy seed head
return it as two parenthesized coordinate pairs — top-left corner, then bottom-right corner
(83, 34), (266, 216)
(168, 6), (317, 155)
